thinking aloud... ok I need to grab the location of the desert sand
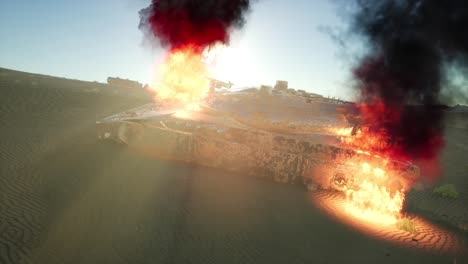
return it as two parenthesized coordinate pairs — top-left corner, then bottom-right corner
(0, 67), (466, 263)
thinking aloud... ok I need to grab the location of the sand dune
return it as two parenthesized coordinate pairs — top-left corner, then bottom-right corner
(0, 67), (466, 264)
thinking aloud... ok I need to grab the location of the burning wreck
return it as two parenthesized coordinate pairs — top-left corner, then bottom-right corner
(97, 0), (462, 226)
(94, 0), (468, 254)
(96, 81), (420, 223)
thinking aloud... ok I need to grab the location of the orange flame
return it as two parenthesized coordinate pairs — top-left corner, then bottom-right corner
(148, 45), (211, 107)
(330, 126), (409, 224)
(344, 162), (405, 225)
(331, 126), (395, 159)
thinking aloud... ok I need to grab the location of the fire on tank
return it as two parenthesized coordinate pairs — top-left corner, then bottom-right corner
(96, 80), (419, 193)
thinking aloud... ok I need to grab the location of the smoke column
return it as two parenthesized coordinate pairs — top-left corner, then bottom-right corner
(139, 0), (252, 52)
(350, 0), (468, 162)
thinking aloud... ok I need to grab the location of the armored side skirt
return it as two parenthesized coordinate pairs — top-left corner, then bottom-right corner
(96, 119), (419, 190)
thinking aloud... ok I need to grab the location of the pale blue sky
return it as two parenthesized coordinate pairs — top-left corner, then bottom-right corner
(0, 0), (356, 99)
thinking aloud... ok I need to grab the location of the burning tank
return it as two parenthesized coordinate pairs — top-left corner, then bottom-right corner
(96, 81), (419, 193)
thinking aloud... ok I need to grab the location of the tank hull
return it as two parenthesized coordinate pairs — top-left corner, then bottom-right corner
(97, 98), (419, 191)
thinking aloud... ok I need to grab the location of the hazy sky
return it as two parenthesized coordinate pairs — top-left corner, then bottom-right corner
(0, 0), (356, 99)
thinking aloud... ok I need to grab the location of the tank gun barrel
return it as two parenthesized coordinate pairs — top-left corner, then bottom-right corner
(207, 77), (233, 90)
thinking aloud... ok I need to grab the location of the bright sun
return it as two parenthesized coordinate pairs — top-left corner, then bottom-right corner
(204, 43), (261, 88)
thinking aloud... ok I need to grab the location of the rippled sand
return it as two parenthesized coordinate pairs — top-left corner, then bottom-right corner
(0, 68), (466, 264)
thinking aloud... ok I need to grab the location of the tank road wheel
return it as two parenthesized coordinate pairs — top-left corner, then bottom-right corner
(304, 179), (320, 192)
(331, 172), (348, 191)
(117, 122), (144, 145)
(307, 182), (320, 191)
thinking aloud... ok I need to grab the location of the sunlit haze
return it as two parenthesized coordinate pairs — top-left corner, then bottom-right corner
(0, 0), (354, 99)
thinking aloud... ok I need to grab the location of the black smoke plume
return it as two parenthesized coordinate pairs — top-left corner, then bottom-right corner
(350, 0), (468, 161)
(139, 0), (252, 52)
